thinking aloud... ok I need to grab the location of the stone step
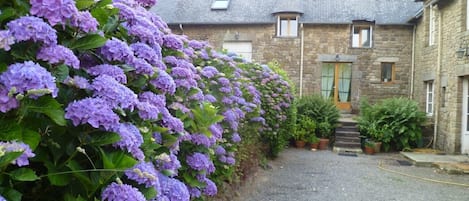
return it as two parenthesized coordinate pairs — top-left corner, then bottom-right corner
(339, 121), (357, 127)
(336, 126), (359, 132)
(335, 130), (360, 137)
(335, 136), (361, 143)
(334, 141), (361, 148)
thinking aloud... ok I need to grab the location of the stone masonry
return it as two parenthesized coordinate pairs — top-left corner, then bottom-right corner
(413, 0), (469, 153)
(172, 23), (414, 112)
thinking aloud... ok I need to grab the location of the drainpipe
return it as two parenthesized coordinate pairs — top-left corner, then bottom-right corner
(299, 23), (305, 97)
(410, 25), (416, 99)
(179, 24), (184, 34)
(433, 6), (442, 149)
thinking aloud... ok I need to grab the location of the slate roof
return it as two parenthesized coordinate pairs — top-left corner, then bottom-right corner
(151, 0), (423, 25)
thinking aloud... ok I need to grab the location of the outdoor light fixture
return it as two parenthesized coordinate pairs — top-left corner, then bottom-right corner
(457, 40), (469, 58)
(335, 54), (340, 61)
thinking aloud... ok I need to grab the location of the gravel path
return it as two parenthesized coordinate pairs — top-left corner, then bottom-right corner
(233, 148), (469, 201)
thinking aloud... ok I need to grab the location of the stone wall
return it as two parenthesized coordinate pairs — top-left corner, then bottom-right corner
(412, 0), (469, 153)
(171, 22), (414, 112)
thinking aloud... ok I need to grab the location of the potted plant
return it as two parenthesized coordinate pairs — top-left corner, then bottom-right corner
(365, 122), (389, 153)
(294, 115), (316, 148)
(364, 140), (375, 155)
(317, 121), (332, 150)
(306, 134), (320, 149)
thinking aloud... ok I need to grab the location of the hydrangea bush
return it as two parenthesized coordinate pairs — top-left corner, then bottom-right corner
(0, 0), (293, 200)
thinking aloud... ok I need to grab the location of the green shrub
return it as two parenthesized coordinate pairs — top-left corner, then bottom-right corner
(358, 97), (426, 151)
(296, 94), (340, 136)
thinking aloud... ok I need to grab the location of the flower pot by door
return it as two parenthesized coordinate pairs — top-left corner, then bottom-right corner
(318, 138), (329, 150)
(364, 146), (375, 155)
(295, 140), (306, 148)
(311, 142), (319, 149)
(374, 142), (382, 153)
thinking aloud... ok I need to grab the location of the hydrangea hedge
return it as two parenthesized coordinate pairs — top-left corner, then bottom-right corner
(0, 0), (294, 200)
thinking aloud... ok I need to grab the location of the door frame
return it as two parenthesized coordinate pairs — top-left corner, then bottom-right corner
(322, 63), (352, 111)
(461, 78), (469, 154)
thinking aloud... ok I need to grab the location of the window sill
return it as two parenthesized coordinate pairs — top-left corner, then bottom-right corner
(350, 47), (373, 49)
(381, 81), (396, 84)
(274, 36), (299, 39)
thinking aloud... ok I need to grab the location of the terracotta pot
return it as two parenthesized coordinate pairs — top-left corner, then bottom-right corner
(310, 142), (319, 149)
(295, 140), (306, 148)
(318, 138), (329, 150)
(374, 142), (382, 153)
(364, 146), (375, 155)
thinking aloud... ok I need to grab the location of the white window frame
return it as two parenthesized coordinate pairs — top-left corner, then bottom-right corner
(276, 15), (299, 37)
(223, 41), (253, 62)
(426, 81), (434, 116)
(352, 24), (373, 48)
(211, 0), (230, 10)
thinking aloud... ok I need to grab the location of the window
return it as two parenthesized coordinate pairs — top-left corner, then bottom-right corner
(223, 42), (252, 62)
(352, 25), (372, 48)
(211, 0), (230, 10)
(381, 63), (395, 83)
(426, 81), (434, 116)
(277, 16), (298, 37)
(429, 4), (437, 46)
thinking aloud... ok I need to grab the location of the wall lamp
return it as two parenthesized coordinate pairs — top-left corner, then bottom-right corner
(457, 40), (469, 58)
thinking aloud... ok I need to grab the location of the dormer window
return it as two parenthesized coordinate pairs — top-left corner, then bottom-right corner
(352, 23), (373, 48)
(211, 0), (230, 10)
(277, 15), (298, 37)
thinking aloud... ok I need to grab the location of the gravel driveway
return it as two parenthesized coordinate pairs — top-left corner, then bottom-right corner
(233, 148), (469, 201)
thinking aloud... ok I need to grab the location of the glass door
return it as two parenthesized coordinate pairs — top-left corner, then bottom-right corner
(321, 63), (352, 110)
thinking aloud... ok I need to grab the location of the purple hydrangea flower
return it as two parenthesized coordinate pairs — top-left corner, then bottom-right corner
(231, 133), (241, 143)
(65, 98), (120, 130)
(100, 38), (135, 63)
(204, 94), (217, 103)
(87, 64), (127, 84)
(130, 42), (160, 65)
(189, 90), (204, 101)
(217, 77), (230, 87)
(135, 0), (157, 7)
(130, 58), (154, 75)
(190, 134), (212, 148)
(155, 152), (181, 176)
(113, 2), (137, 22)
(210, 124), (223, 139)
(174, 78), (197, 90)
(0, 30), (15, 51)
(169, 102), (190, 113)
(0, 61), (58, 98)
(186, 152), (212, 171)
(136, 101), (160, 120)
(0, 195), (5, 201)
(30, 0), (78, 26)
(112, 123), (144, 161)
(0, 85), (19, 113)
(101, 182), (146, 201)
(214, 146), (226, 156)
(0, 141), (35, 167)
(162, 34), (183, 50)
(188, 187), (202, 198)
(125, 162), (160, 188)
(37, 45), (80, 69)
(128, 24), (161, 46)
(71, 11), (98, 33)
(200, 66), (219, 78)
(219, 87), (231, 93)
(139, 92), (166, 108)
(91, 75), (138, 110)
(203, 178), (217, 196)
(225, 156), (236, 165)
(63, 76), (89, 89)
(161, 108), (184, 133)
(158, 174), (190, 201)
(7, 16), (57, 46)
(188, 40), (206, 50)
(150, 70), (176, 95)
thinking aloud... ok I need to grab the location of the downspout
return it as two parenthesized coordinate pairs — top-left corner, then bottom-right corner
(299, 23), (304, 97)
(433, 6), (442, 149)
(410, 25), (416, 99)
(179, 24), (184, 34)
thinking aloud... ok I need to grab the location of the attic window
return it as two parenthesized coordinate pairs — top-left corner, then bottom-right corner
(211, 0), (230, 10)
(277, 15), (299, 37)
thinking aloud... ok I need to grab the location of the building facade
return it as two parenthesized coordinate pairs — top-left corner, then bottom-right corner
(411, 0), (469, 153)
(153, 0), (422, 112)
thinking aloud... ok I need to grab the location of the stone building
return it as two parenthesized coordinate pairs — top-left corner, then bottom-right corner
(152, 0), (422, 112)
(411, 0), (469, 154)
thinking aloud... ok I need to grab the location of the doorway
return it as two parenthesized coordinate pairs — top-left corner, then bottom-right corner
(321, 63), (352, 110)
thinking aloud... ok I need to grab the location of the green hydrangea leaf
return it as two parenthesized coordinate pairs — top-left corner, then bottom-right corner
(69, 34), (107, 50)
(10, 168), (39, 181)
